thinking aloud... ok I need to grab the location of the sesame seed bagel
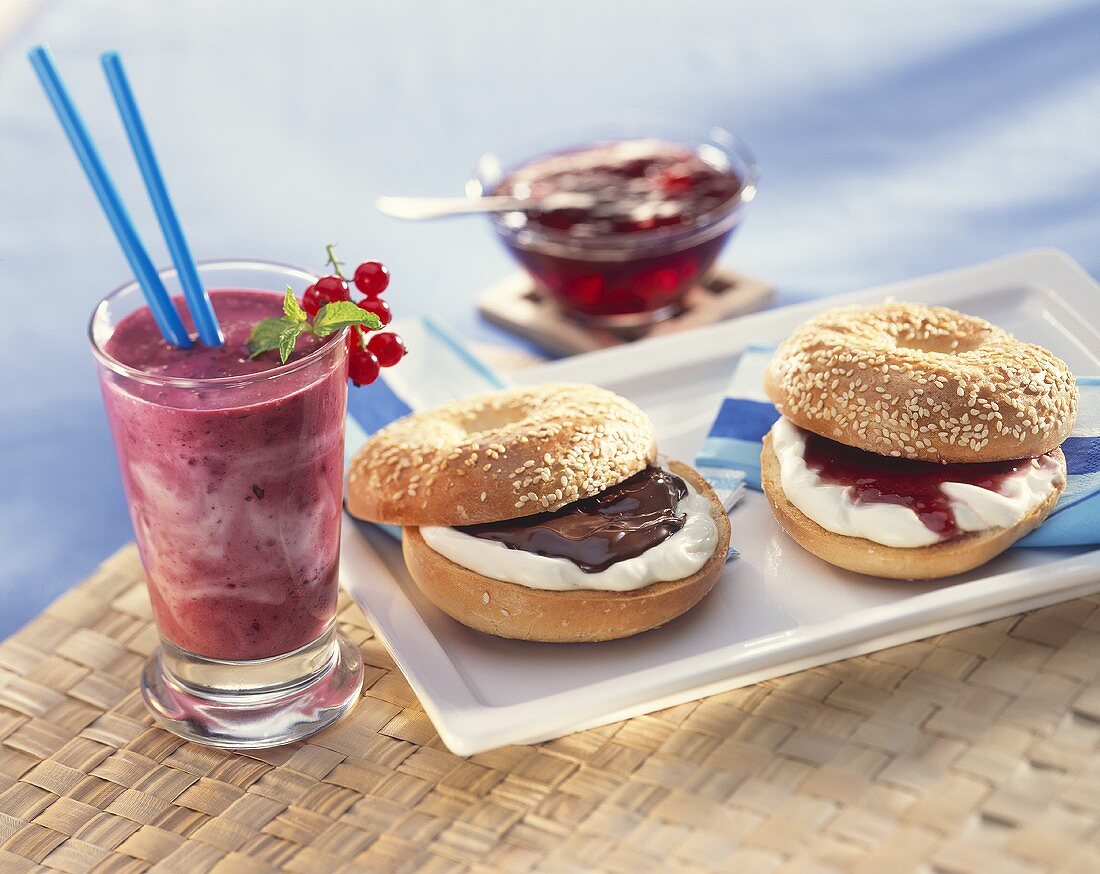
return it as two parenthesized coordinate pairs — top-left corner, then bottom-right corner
(764, 303), (1078, 463)
(346, 383), (658, 527)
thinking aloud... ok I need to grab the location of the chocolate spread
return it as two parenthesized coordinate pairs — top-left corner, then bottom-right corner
(458, 467), (688, 573)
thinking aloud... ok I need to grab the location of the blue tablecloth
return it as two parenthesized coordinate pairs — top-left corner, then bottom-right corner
(2, 0), (1098, 635)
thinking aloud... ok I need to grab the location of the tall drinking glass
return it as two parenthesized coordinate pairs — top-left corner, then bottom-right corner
(90, 260), (363, 748)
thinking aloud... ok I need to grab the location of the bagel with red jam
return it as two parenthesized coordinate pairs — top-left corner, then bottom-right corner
(762, 303), (1075, 579)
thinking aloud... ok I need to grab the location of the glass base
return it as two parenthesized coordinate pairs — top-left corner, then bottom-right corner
(141, 629), (364, 749)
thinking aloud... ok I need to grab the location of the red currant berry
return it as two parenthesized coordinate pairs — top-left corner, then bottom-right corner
(354, 260), (390, 297)
(367, 332), (406, 367)
(302, 283), (322, 316)
(357, 297), (392, 326)
(313, 274), (350, 305)
(348, 347), (380, 386)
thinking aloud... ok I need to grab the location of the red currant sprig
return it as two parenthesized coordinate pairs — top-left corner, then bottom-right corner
(302, 246), (352, 315)
(308, 244), (405, 386)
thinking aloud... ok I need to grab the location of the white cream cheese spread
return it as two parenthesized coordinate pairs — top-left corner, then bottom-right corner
(420, 480), (719, 591)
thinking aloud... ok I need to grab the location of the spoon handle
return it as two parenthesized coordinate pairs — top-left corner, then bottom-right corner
(375, 195), (527, 221)
(376, 192), (597, 221)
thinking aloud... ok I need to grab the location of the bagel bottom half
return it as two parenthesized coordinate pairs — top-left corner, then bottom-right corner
(401, 460), (731, 642)
(760, 433), (1066, 580)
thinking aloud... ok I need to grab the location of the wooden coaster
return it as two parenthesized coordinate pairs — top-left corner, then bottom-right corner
(478, 266), (774, 356)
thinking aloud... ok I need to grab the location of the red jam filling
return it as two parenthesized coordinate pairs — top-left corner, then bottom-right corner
(494, 141), (744, 237)
(802, 433), (1056, 539)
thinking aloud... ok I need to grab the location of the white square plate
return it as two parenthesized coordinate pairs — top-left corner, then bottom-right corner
(340, 249), (1100, 755)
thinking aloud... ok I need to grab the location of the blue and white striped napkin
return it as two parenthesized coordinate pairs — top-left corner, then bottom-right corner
(695, 344), (1100, 548)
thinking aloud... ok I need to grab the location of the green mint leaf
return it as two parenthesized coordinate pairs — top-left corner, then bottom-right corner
(283, 286), (308, 323)
(249, 316), (294, 358)
(312, 301), (382, 335)
(277, 321), (305, 363)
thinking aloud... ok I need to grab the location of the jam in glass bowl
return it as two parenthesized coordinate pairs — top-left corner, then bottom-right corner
(470, 123), (758, 328)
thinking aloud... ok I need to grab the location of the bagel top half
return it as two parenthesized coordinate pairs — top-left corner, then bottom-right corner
(346, 383), (658, 527)
(764, 302), (1078, 463)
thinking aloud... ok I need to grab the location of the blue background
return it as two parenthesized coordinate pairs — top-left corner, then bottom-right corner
(2, 1), (1099, 636)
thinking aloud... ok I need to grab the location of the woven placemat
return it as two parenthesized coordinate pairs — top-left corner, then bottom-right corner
(1, 546), (1099, 872)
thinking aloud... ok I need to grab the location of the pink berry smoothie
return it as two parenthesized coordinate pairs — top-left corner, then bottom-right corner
(99, 290), (348, 661)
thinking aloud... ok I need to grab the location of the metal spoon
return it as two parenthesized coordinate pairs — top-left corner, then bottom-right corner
(375, 192), (598, 221)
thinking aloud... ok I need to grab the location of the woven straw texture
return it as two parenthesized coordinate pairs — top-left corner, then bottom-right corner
(1, 546), (1099, 872)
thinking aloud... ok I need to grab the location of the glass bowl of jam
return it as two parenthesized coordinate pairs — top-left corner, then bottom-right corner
(470, 122), (758, 328)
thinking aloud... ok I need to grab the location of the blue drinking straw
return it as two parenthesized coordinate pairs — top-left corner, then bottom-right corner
(101, 52), (223, 347)
(28, 46), (192, 349)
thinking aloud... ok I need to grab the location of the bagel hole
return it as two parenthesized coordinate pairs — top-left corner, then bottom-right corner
(895, 333), (984, 354)
(464, 407), (528, 434)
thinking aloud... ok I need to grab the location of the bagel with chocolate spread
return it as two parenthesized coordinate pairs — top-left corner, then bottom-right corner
(762, 303), (1076, 579)
(347, 383), (730, 642)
